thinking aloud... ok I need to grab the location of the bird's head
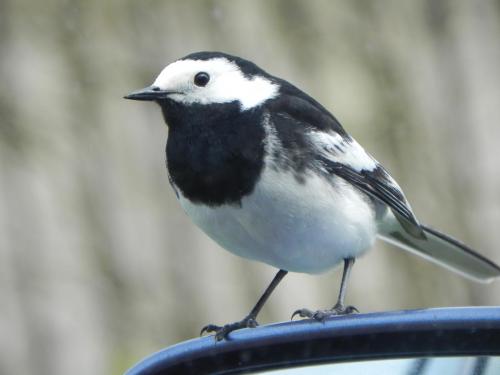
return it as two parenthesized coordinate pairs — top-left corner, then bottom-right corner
(125, 52), (279, 111)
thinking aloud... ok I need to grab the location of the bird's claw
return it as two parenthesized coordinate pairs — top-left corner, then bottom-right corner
(200, 316), (259, 341)
(335, 304), (358, 314)
(200, 324), (220, 337)
(291, 308), (322, 321)
(291, 304), (358, 321)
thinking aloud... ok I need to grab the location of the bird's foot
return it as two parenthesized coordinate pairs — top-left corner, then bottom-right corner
(291, 303), (358, 322)
(200, 315), (259, 341)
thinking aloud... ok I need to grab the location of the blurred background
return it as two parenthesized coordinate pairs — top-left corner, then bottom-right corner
(1, 0), (500, 374)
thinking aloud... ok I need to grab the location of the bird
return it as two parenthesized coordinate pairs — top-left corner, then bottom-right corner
(125, 51), (500, 341)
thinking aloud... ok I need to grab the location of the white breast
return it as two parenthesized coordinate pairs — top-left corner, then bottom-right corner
(176, 167), (378, 274)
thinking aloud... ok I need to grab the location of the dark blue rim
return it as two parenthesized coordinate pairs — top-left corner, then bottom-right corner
(125, 307), (500, 375)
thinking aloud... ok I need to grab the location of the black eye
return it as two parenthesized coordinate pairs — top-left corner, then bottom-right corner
(194, 72), (210, 87)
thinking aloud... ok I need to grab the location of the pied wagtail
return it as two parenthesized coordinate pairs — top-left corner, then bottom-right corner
(125, 51), (500, 340)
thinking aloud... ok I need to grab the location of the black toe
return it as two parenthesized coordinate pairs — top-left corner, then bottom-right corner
(292, 305), (359, 322)
(200, 316), (259, 341)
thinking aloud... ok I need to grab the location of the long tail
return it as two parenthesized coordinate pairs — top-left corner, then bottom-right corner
(379, 223), (500, 283)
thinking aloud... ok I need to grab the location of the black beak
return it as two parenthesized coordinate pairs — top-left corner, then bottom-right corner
(124, 86), (174, 101)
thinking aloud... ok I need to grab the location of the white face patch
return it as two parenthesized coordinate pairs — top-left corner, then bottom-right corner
(152, 58), (279, 110)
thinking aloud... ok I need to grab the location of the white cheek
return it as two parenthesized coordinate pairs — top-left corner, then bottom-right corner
(153, 59), (279, 110)
(183, 74), (278, 110)
(238, 76), (280, 110)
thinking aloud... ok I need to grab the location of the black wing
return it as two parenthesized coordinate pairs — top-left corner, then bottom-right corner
(266, 88), (425, 239)
(319, 158), (425, 239)
(268, 79), (349, 136)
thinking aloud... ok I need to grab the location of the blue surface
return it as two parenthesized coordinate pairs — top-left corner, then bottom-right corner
(125, 307), (500, 375)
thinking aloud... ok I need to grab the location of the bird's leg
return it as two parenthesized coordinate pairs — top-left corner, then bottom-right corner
(292, 258), (358, 321)
(330, 257), (358, 314)
(201, 269), (288, 341)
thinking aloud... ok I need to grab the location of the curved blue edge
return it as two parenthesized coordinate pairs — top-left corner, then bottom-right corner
(125, 307), (500, 375)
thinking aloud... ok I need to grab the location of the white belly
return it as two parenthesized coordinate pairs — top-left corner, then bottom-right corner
(177, 167), (378, 274)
